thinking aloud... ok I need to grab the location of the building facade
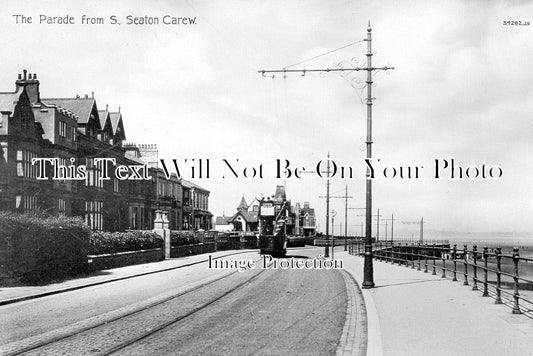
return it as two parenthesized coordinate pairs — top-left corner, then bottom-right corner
(216, 187), (316, 236)
(0, 70), (212, 231)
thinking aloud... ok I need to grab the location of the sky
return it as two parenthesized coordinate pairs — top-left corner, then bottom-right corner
(1, 0), (532, 238)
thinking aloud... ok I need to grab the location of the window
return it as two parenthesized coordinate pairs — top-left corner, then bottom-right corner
(59, 121), (67, 137)
(85, 158), (103, 188)
(16, 150), (38, 178)
(85, 201), (103, 230)
(131, 207), (138, 229)
(71, 127), (77, 141)
(58, 198), (66, 216)
(16, 195), (38, 211)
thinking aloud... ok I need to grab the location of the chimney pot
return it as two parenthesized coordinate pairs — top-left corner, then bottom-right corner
(23, 69), (27, 80)
(106, 104), (108, 111)
(18, 74), (22, 80)
(28, 74), (32, 80)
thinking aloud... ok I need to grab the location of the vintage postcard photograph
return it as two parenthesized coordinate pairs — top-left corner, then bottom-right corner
(1, 1), (532, 355)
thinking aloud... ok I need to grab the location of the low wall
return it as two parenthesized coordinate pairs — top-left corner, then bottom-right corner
(170, 243), (215, 258)
(87, 248), (164, 272)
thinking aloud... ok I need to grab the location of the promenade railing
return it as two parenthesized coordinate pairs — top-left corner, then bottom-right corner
(348, 240), (533, 320)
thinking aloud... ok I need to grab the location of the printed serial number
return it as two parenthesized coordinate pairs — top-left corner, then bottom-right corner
(503, 20), (530, 26)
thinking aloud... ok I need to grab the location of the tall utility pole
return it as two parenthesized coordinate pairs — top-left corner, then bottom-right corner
(326, 154), (331, 257)
(344, 185), (348, 251)
(357, 209), (381, 240)
(331, 213), (334, 258)
(402, 217), (425, 244)
(362, 22), (394, 288)
(321, 185), (352, 252)
(319, 182), (353, 257)
(259, 22), (394, 288)
(382, 214), (395, 244)
(375, 209), (381, 242)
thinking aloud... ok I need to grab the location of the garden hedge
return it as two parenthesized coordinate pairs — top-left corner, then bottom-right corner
(0, 212), (90, 285)
(88, 230), (163, 254)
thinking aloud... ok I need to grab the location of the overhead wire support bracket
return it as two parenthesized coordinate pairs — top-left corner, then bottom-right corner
(258, 21), (394, 289)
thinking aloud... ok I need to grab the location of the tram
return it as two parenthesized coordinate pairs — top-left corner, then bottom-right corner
(258, 196), (289, 258)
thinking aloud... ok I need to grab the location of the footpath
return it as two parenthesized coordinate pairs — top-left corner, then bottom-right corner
(0, 249), (254, 305)
(337, 249), (533, 356)
(2, 247), (533, 356)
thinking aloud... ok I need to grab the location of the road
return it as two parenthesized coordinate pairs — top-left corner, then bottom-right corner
(0, 248), (349, 355)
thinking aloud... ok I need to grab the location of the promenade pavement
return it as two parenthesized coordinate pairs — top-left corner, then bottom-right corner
(336, 248), (533, 356)
(2, 247), (533, 356)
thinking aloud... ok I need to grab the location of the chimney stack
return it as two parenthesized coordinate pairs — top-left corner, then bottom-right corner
(15, 69), (40, 104)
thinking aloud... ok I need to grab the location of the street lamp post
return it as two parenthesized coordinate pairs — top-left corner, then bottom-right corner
(362, 22), (375, 289)
(258, 21), (393, 288)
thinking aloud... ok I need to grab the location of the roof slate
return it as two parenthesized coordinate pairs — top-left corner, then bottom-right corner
(215, 216), (231, 225)
(237, 196), (248, 210)
(97, 110), (110, 130)
(228, 210), (258, 223)
(42, 98), (97, 125)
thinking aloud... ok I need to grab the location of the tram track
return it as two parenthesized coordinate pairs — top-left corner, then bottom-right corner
(1, 255), (271, 356)
(0, 250), (255, 307)
(103, 263), (272, 356)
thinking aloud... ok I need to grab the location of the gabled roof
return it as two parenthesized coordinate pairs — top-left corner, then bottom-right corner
(228, 210), (258, 223)
(109, 112), (126, 139)
(182, 179), (209, 193)
(237, 196), (248, 210)
(42, 97), (99, 127)
(98, 110), (110, 130)
(215, 216), (231, 225)
(0, 87), (23, 113)
(302, 208), (315, 216)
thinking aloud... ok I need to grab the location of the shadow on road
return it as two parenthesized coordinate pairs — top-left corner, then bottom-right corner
(373, 279), (447, 289)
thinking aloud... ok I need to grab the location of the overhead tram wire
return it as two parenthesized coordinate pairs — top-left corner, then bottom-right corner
(283, 40), (365, 70)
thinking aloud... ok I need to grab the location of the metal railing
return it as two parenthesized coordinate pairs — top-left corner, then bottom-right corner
(348, 240), (533, 319)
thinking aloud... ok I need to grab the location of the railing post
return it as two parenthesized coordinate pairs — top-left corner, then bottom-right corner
(512, 247), (521, 314)
(411, 244), (416, 269)
(432, 243), (437, 275)
(399, 243), (403, 266)
(482, 246), (489, 297)
(452, 244), (457, 281)
(495, 247), (502, 304)
(441, 245), (446, 278)
(424, 244), (428, 273)
(472, 245), (478, 291)
(417, 242), (421, 271)
(463, 245), (469, 286)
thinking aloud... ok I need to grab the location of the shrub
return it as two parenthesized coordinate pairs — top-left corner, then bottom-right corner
(0, 211), (91, 285)
(170, 230), (200, 246)
(88, 230), (163, 255)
